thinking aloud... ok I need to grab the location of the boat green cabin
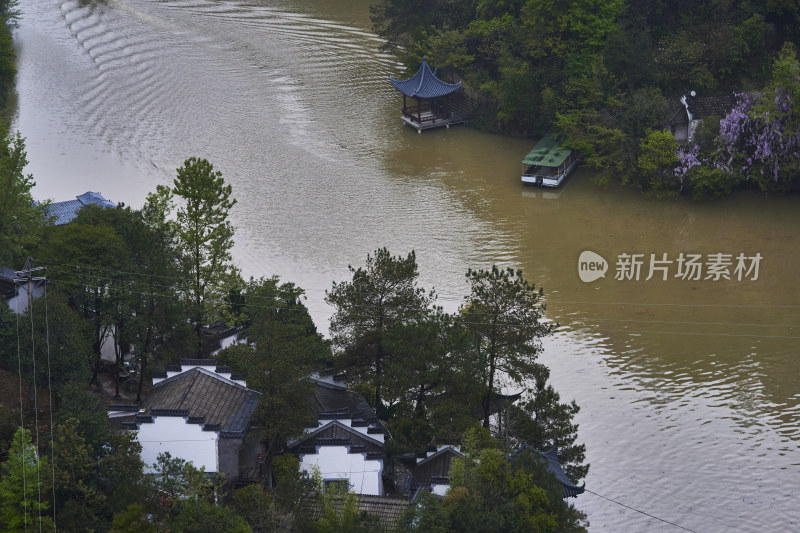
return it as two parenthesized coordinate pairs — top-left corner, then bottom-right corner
(521, 135), (578, 187)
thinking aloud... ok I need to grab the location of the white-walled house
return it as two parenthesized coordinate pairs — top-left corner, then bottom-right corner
(286, 379), (386, 496)
(1, 265), (45, 315)
(108, 360), (259, 481)
(670, 92), (736, 144)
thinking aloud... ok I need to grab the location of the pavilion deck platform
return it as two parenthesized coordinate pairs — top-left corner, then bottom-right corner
(401, 111), (466, 132)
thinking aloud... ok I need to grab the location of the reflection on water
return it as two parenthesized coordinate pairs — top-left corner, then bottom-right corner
(14, 0), (800, 530)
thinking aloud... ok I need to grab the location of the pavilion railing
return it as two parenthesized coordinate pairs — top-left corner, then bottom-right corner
(402, 104), (452, 124)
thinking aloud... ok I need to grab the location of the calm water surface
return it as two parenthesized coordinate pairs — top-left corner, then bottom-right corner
(14, 0), (800, 530)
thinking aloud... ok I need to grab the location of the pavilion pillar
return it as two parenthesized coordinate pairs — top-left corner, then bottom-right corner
(417, 97), (421, 124)
(403, 94), (407, 114)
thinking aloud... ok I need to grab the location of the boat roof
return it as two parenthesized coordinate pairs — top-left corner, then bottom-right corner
(521, 135), (572, 168)
(390, 58), (461, 99)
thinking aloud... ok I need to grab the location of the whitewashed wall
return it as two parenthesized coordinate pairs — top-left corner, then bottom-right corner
(299, 446), (382, 495)
(136, 417), (218, 473)
(7, 283), (45, 315)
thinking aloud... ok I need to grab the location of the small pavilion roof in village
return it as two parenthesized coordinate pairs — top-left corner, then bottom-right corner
(521, 135), (573, 168)
(539, 445), (585, 498)
(46, 191), (117, 225)
(390, 58), (461, 99)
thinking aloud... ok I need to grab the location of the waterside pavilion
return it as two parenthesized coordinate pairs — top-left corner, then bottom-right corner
(390, 58), (462, 132)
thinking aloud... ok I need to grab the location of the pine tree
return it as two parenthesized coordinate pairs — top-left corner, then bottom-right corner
(461, 266), (554, 427)
(0, 427), (54, 531)
(172, 157), (238, 354)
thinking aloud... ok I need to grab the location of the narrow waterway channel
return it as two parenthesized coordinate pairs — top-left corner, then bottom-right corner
(13, 0), (800, 530)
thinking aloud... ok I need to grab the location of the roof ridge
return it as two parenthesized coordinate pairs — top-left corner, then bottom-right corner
(292, 419), (385, 448)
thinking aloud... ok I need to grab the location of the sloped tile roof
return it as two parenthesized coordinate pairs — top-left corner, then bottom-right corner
(288, 420), (384, 453)
(686, 94), (736, 119)
(299, 495), (408, 533)
(390, 58), (461, 99)
(411, 446), (464, 487)
(142, 367), (259, 436)
(312, 381), (378, 424)
(46, 191), (116, 225)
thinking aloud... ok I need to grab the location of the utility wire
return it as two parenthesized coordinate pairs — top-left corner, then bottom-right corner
(585, 488), (700, 533)
(15, 299), (28, 533)
(44, 282), (57, 529)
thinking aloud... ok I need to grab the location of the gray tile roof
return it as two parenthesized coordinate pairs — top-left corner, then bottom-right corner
(390, 58), (461, 99)
(686, 94), (736, 119)
(288, 420), (384, 454)
(46, 191), (116, 225)
(312, 381), (378, 424)
(141, 367), (259, 437)
(412, 447), (463, 483)
(299, 495), (408, 533)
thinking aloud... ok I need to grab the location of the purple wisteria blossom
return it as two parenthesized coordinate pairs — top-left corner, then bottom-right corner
(674, 144), (701, 190)
(715, 90), (800, 184)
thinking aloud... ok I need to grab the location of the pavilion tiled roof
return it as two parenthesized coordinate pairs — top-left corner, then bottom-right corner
(510, 444), (586, 498)
(141, 367), (259, 437)
(390, 58), (461, 99)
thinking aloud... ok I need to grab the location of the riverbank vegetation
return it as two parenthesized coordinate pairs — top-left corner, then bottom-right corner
(0, 136), (587, 530)
(371, 0), (800, 198)
(0, 0), (19, 111)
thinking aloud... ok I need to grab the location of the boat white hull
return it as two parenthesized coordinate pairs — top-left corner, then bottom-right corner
(521, 160), (577, 188)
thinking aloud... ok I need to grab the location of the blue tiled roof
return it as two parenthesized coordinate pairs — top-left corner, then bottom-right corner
(390, 58), (461, 99)
(46, 191), (116, 225)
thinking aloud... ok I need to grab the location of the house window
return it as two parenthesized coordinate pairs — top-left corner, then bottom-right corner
(323, 479), (350, 493)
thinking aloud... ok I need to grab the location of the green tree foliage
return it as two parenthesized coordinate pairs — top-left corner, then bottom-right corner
(98, 431), (148, 519)
(131, 185), (185, 401)
(56, 383), (111, 459)
(149, 452), (213, 505)
(462, 267), (554, 427)
(400, 490), (450, 533)
(40, 208), (129, 383)
(301, 472), (384, 533)
(507, 375), (588, 483)
(0, 290), (93, 395)
(218, 276), (327, 454)
(110, 503), (158, 533)
(636, 129), (680, 194)
(0, 427), (54, 532)
(426, 426), (587, 533)
(383, 310), (483, 449)
(51, 417), (103, 529)
(172, 157), (238, 353)
(170, 499), (251, 533)
(0, 125), (48, 267)
(231, 484), (294, 533)
(326, 248), (434, 411)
